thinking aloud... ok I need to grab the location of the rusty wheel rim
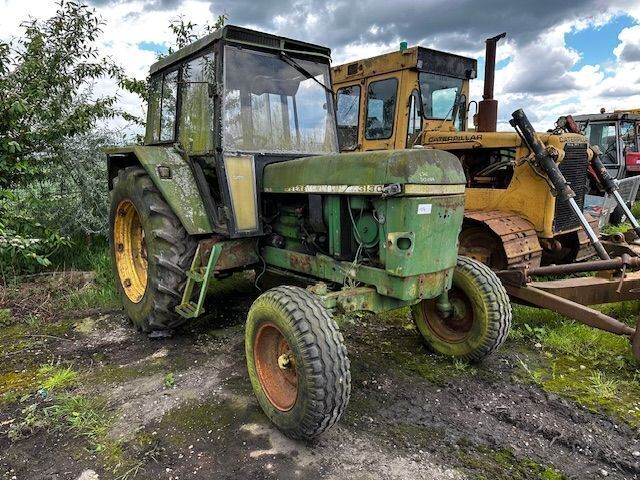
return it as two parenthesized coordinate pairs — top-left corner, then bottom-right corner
(422, 287), (474, 343)
(254, 323), (298, 412)
(114, 199), (148, 303)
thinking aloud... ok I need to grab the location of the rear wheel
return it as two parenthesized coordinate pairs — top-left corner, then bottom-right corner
(109, 166), (196, 334)
(411, 256), (511, 362)
(245, 286), (351, 439)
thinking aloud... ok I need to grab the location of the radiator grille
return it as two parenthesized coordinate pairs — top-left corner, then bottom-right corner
(553, 143), (589, 232)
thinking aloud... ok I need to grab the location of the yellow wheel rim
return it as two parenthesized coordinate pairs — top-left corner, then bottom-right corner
(114, 199), (148, 303)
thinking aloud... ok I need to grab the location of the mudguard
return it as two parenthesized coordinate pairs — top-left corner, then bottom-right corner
(106, 145), (213, 235)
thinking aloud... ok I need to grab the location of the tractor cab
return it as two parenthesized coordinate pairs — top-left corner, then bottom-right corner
(573, 112), (640, 181)
(142, 25), (338, 237)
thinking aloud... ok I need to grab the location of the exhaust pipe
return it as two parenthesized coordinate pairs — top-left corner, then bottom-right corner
(477, 32), (506, 132)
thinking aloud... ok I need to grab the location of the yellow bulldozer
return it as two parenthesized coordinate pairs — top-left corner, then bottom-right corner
(331, 34), (640, 359)
(331, 34), (600, 269)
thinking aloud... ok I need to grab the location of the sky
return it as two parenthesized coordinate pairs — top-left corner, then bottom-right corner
(2, 0), (640, 133)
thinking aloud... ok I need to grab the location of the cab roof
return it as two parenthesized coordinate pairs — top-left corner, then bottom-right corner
(332, 46), (477, 84)
(149, 24), (332, 75)
(573, 112), (640, 123)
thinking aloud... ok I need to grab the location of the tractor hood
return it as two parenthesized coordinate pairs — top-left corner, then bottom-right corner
(262, 149), (465, 196)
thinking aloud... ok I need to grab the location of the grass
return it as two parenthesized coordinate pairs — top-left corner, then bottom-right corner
(38, 364), (79, 391)
(457, 447), (568, 480)
(62, 245), (119, 310)
(45, 394), (110, 441)
(510, 303), (640, 426)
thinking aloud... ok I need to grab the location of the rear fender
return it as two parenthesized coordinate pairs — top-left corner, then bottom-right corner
(106, 145), (213, 235)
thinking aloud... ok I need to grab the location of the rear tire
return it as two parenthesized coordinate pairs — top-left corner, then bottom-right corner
(245, 286), (351, 439)
(411, 256), (511, 362)
(109, 166), (196, 333)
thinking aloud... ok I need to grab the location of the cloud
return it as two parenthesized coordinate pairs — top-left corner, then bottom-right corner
(3, 0), (640, 134)
(614, 25), (640, 62)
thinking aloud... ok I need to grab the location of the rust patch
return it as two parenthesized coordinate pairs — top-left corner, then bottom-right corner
(199, 237), (259, 272)
(288, 252), (313, 273)
(464, 210), (543, 269)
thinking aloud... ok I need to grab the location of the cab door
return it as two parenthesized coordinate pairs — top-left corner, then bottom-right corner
(335, 83), (362, 151)
(361, 74), (401, 151)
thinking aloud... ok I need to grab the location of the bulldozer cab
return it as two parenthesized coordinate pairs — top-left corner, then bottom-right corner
(573, 112), (640, 180)
(332, 47), (476, 152)
(144, 25), (338, 237)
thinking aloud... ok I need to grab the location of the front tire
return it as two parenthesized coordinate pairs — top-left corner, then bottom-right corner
(411, 256), (511, 362)
(109, 166), (196, 333)
(245, 286), (351, 439)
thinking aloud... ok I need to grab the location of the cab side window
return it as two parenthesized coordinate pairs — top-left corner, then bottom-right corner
(336, 85), (360, 150)
(145, 76), (162, 143)
(160, 69), (179, 141)
(365, 78), (398, 140)
(406, 90), (422, 147)
(179, 53), (216, 152)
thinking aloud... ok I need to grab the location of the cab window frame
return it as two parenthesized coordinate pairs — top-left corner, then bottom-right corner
(158, 67), (180, 143)
(335, 84), (361, 151)
(365, 77), (398, 141)
(406, 89), (423, 147)
(178, 50), (217, 153)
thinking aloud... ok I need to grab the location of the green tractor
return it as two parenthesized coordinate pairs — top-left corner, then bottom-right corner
(106, 25), (511, 439)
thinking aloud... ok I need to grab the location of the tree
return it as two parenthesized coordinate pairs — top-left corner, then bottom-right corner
(166, 14), (228, 55)
(0, 0), (144, 194)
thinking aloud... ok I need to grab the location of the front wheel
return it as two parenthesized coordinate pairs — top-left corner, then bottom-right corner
(245, 286), (351, 440)
(411, 256), (511, 362)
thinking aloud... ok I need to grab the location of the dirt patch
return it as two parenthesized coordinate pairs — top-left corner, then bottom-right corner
(1, 271), (96, 322)
(2, 276), (640, 479)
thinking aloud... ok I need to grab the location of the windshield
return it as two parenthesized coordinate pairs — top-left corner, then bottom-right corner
(584, 122), (619, 165)
(223, 46), (338, 154)
(419, 72), (464, 130)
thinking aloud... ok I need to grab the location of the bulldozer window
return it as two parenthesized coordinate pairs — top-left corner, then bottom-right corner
(222, 46), (337, 154)
(365, 78), (397, 140)
(419, 73), (464, 130)
(160, 70), (179, 141)
(406, 90), (422, 147)
(336, 85), (360, 150)
(584, 123), (619, 165)
(620, 121), (638, 156)
(179, 52), (215, 153)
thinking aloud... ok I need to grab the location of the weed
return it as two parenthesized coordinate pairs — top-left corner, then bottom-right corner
(586, 371), (619, 400)
(164, 371), (175, 388)
(63, 247), (118, 310)
(8, 403), (50, 441)
(37, 364), (79, 391)
(0, 308), (14, 327)
(45, 394), (110, 441)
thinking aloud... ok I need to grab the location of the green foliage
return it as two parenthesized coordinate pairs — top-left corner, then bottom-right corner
(0, 213), (72, 275)
(0, 1), (141, 192)
(38, 364), (79, 391)
(166, 14), (228, 55)
(45, 394), (110, 441)
(164, 372), (175, 388)
(0, 1), (144, 275)
(63, 245), (119, 309)
(0, 309), (12, 327)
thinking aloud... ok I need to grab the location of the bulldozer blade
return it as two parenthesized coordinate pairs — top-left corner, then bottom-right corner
(503, 283), (635, 337)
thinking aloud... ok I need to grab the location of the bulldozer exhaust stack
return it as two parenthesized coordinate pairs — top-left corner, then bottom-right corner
(476, 32), (506, 132)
